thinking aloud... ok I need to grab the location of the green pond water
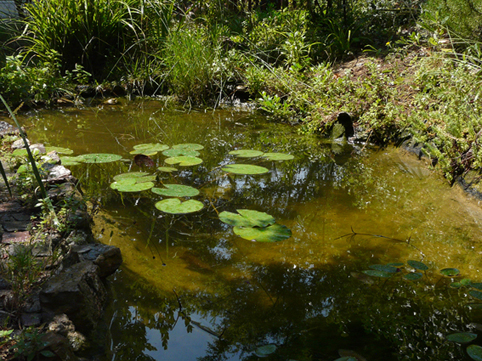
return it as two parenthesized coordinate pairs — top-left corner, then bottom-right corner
(21, 100), (482, 360)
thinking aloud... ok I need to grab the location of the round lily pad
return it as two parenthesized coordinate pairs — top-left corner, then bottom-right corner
(362, 270), (393, 278)
(131, 143), (169, 155)
(113, 172), (150, 181)
(233, 223), (292, 242)
(262, 152), (294, 161)
(165, 156), (203, 166)
(45, 146), (74, 155)
(158, 166), (177, 173)
(404, 272), (423, 281)
(446, 332), (477, 343)
(152, 184), (199, 197)
(254, 344), (277, 357)
(440, 268), (460, 277)
(467, 344), (482, 361)
(407, 260), (429, 271)
(111, 179), (154, 192)
(222, 164), (269, 175)
(229, 149), (264, 158)
(155, 198), (204, 214)
(78, 153), (122, 164)
(60, 156), (83, 166)
(162, 148), (200, 157)
(219, 209), (275, 228)
(136, 175), (157, 183)
(369, 264), (398, 273)
(172, 143), (204, 151)
(469, 290), (482, 301)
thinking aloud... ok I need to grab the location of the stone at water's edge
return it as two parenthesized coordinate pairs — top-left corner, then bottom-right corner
(76, 244), (123, 278)
(40, 261), (107, 334)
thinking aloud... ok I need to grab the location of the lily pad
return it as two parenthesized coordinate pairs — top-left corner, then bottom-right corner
(158, 166), (178, 173)
(262, 152), (294, 161)
(155, 198), (204, 214)
(162, 148), (200, 157)
(60, 156), (83, 166)
(471, 283), (482, 290)
(45, 146), (74, 155)
(222, 164), (269, 175)
(467, 344), (482, 361)
(361, 270), (393, 278)
(172, 143), (204, 151)
(440, 268), (460, 277)
(407, 260), (429, 271)
(78, 153), (122, 164)
(152, 184), (199, 197)
(219, 209), (275, 228)
(234, 223), (291, 242)
(131, 143), (169, 155)
(446, 332), (477, 343)
(229, 149), (264, 158)
(165, 156), (203, 166)
(254, 344), (277, 357)
(113, 172), (150, 181)
(469, 290), (482, 301)
(404, 272), (423, 281)
(110, 179), (154, 192)
(369, 264), (398, 273)
(13, 148), (40, 157)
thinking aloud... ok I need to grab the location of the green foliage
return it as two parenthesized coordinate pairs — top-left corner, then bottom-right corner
(12, 327), (55, 361)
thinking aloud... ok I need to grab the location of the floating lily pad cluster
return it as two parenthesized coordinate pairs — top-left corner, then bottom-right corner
(219, 209), (292, 242)
(60, 143), (294, 241)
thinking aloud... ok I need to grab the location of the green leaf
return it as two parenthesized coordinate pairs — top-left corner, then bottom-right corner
(45, 146), (73, 155)
(158, 166), (178, 173)
(172, 143), (204, 151)
(404, 272), (423, 281)
(361, 270), (392, 278)
(222, 164), (269, 175)
(40, 350), (56, 357)
(219, 209), (275, 228)
(254, 344), (277, 357)
(262, 152), (294, 161)
(407, 260), (428, 271)
(60, 156), (83, 166)
(152, 184), (199, 197)
(471, 283), (482, 290)
(165, 156), (203, 166)
(234, 223), (291, 242)
(369, 264), (398, 273)
(0, 329), (13, 338)
(461, 278), (472, 286)
(162, 148), (200, 157)
(440, 268), (460, 277)
(155, 198), (204, 214)
(469, 290), (482, 301)
(113, 172), (150, 181)
(131, 143), (169, 155)
(467, 344), (482, 361)
(78, 153), (122, 164)
(110, 179), (154, 192)
(446, 332), (477, 343)
(229, 149), (264, 158)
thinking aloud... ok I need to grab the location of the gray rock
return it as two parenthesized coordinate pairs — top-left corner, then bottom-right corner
(11, 138), (27, 149)
(40, 332), (81, 361)
(48, 165), (71, 182)
(20, 312), (41, 327)
(78, 244), (122, 278)
(48, 314), (75, 336)
(30, 143), (46, 154)
(40, 261), (107, 334)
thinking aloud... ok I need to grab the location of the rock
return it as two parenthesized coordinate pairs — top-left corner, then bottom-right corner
(78, 244), (122, 278)
(30, 143), (46, 154)
(48, 165), (72, 183)
(20, 312), (41, 327)
(48, 314), (75, 336)
(65, 230), (90, 246)
(40, 261), (107, 334)
(11, 138), (27, 149)
(40, 332), (81, 361)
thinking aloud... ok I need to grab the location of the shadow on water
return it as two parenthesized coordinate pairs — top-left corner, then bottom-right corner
(23, 101), (482, 361)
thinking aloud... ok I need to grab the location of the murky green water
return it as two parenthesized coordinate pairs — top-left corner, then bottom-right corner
(22, 100), (482, 360)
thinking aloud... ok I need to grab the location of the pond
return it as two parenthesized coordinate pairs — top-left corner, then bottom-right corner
(22, 100), (482, 361)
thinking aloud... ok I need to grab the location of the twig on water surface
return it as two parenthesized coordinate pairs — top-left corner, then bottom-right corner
(336, 226), (425, 257)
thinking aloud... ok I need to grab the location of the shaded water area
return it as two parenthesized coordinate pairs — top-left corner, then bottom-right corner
(22, 100), (482, 360)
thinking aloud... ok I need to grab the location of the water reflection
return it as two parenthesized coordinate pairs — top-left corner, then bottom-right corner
(23, 102), (482, 361)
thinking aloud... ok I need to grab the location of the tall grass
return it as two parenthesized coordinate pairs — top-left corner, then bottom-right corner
(20, 0), (143, 79)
